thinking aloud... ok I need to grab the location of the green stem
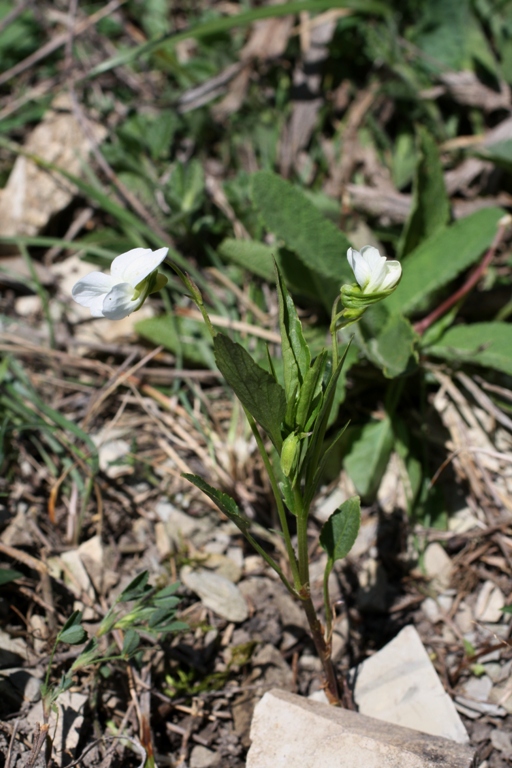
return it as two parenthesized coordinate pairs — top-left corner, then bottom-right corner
(330, 296), (341, 370)
(323, 562), (334, 641)
(248, 416), (301, 592)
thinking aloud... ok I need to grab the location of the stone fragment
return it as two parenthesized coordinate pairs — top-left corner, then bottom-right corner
(78, 534), (106, 593)
(200, 552), (242, 583)
(353, 625), (469, 744)
(189, 745), (221, 768)
(491, 729), (512, 757)
(0, 95), (106, 243)
(423, 542), (453, 592)
(489, 681), (512, 714)
(474, 581), (505, 623)
(27, 690), (87, 766)
(246, 689), (477, 768)
(181, 566), (248, 622)
(460, 675), (493, 702)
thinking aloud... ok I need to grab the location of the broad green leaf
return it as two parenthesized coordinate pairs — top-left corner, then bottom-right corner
(136, 315), (215, 367)
(214, 333), (286, 449)
(427, 322), (512, 375)
(0, 568), (22, 585)
(60, 626), (87, 646)
(218, 239), (323, 300)
(399, 126), (450, 258)
(251, 171), (352, 283)
(366, 313), (419, 378)
(218, 239), (275, 281)
(320, 496), (361, 563)
(344, 417), (394, 500)
(183, 474), (251, 534)
(386, 207), (505, 316)
(275, 264), (311, 402)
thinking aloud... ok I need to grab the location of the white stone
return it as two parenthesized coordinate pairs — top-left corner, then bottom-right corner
(247, 689), (476, 768)
(423, 543), (453, 592)
(460, 675), (493, 702)
(474, 581), (505, 623)
(189, 745), (220, 768)
(353, 625), (469, 744)
(181, 566), (248, 623)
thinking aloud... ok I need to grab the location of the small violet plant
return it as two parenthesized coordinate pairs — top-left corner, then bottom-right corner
(72, 244), (401, 705)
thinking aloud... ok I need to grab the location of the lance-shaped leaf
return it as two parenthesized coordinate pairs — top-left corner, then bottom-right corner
(214, 333), (286, 449)
(295, 350), (328, 432)
(320, 496), (361, 567)
(183, 474), (251, 534)
(275, 263), (311, 402)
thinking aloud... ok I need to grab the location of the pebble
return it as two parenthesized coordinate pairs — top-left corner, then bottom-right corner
(181, 566), (248, 623)
(474, 581), (505, 623)
(423, 543), (453, 592)
(189, 745), (220, 768)
(460, 675), (492, 702)
(491, 730), (512, 757)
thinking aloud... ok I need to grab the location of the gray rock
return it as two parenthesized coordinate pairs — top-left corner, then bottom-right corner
(189, 745), (220, 768)
(423, 543), (453, 592)
(474, 581), (505, 623)
(247, 689), (477, 768)
(460, 675), (492, 702)
(181, 566), (248, 622)
(353, 625), (469, 744)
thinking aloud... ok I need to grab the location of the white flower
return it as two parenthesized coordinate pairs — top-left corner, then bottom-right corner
(72, 247), (168, 319)
(347, 246), (401, 294)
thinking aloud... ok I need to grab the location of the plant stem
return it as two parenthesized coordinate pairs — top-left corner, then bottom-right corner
(294, 486), (340, 705)
(247, 415), (301, 592)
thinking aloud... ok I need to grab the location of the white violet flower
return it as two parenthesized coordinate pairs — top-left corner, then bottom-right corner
(347, 246), (401, 294)
(72, 247), (168, 320)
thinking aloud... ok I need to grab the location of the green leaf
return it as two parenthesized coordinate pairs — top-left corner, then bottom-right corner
(427, 322), (512, 375)
(296, 351), (328, 432)
(183, 474), (251, 535)
(59, 612), (87, 646)
(214, 333), (286, 449)
(251, 171), (352, 284)
(363, 312), (419, 378)
(344, 417), (394, 501)
(136, 315), (215, 367)
(477, 139), (512, 174)
(122, 629), (141, 657)
(118, 571), (151, 603)
(320, 496), (361, 563)
(218, 239), (275, 281)
(275, 264), (311, 402)
(399, 126), (450, 258)
(0, 567), (23, 585)
(386, 207), (505, 316)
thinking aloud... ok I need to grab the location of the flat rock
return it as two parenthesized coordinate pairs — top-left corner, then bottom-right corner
(181, 566), (248, 622)
(247, 689), (477, 768)
(423, 543), (453, 592)
(353, 625), (469, 744)
(474, 581), (505, 623)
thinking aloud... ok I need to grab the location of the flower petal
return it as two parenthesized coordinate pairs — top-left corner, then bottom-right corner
(347, 247), (371, 289)
(101, 282), (142, 320)
(71, 272), (115, 317)
(379, 261), (402, 292)
(360, 245), (384, 271)
(111, 247), (168, 287)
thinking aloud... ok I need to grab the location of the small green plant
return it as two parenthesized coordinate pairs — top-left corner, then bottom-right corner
(40, 571), (186, 724)
(72, 243), (401, 705)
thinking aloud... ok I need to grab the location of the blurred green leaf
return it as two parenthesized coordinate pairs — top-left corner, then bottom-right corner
(135, 315), (215, 367)
(214, 333), (286, 449)
(386, 207), (505, 316)
(362, 312), (419, 378)
(122, 629), (140, 657)
(0, 568), (23, 586)
(427, 322), (512, 375)
(399, 126), (450, 258)
(251, 171), (352, 284)
(344, 417), (394, 500)
(118, 572), (151, 603)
